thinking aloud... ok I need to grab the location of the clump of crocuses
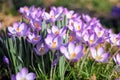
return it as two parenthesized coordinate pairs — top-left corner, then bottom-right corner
(4, 6), (120, 79)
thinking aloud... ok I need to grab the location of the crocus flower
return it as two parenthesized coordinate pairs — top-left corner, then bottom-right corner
(34, 42), (49, 56)
(47, 26), (66, 36)
(60, 42), (83, 62)
(8, 22), (28, 37)
(3, 56), (9, 65)
(64, 8), (80, 20)
(90, 46), (110, 62)
(109, 33), (120, 46)
(82, 30), (103, 46)
(29, 6), (42, 20)
(111, 6), (120, 17)
(94, 27), (105, 38)
(68, 32), (77, 43)
(43, 6), (64, 22)
(45, 34), (62, 50)
(113, 54), (120, 65)
(27, 33), (42, 45)
(30, 20), (42, 31)
(81, 14), (91, 23)
(19, 6), (29, 17)
(83, 31), (97, 46)
(68, 20), (83, 32)
(16, 67), (36, 80)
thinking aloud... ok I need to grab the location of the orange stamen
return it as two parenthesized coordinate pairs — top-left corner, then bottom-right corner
(55, 31), (59, 35)
(34, 37), (39, 40)
(52, 42), (57, 49)
(77, 25), (80, 30)
(69, 36), (73, 42)
(70, 52), (76, 59)
(39, 47), (44, 53)
(34, 22), (39, 28)
(16, 27), (21, 32)
(95, 55), (103, 60)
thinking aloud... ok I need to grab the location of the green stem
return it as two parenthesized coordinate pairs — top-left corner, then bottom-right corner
(62, 61), (71, 80)
(41, 55), (45, 74)
(80, 48), (89, 70)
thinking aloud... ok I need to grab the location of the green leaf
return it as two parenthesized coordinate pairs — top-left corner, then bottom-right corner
(59, 56), (65, 80)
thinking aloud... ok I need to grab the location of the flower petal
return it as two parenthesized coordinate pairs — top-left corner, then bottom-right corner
(26, 73), (36, 80)
(75, 45), (83, 54)
(21, 67), (28, 77)
(90, 47), (97, 59)
(8, 27), (16, 34)
(60, 46), (69, 59)
(97, 47), (104, 56)
(68, 42), (75, 54)
(16, 72), (22, 80)
(100, 53), (110, 62)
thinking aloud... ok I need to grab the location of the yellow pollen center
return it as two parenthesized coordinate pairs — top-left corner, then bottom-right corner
(77, 25), (80, 30)
(39, 47), (44, 53)
(98, 32), (102, 37)
(95, 55), (103, 60)
(16, 27), (21, 32)
(34, 23), (39, 28)
(21, 77), (26, 80)
(90, 39), (94, 44)
(55, 31), (59, 35)
(51, 15), (55, 18)
(52, 42), (57, 49)
(70, 52), (76, 59)
(34, 37), (39, 40)
(69, 36), (73, 42)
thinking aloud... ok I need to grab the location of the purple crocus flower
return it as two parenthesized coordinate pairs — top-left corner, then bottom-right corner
(30, 20), (42, 31)
(81, 31), (97, 46)
(43, 6), (64, 22)
(81, 14), (92, 23)
(111, 6), (120, 18)
(29, 6), (41, 20)
(68, 32), (77, 43)
(34, 42), (49, 56)
(90, 46), (110, 62)
(109, 33), (120, 46)
(3, 56), (9, 65)
(27, 33), (42, 45)
(19, 6), (30, 17)
(68, 20), (83, 32)
(44, 34), (62, 50)
(64, 8), (80, 20)
(16, 67), (36, 80)
(8, 22), (28, 37)
(47, 26), (66, 36)
(60, 42), (83, 62)
(94, 26), (105, 38)
(113, 54), (120, 65)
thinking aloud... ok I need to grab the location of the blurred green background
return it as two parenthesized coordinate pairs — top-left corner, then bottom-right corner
(0, 0), (120, 33)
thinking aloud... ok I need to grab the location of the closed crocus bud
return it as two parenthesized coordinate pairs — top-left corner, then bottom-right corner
(3, 56), (9, 65)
